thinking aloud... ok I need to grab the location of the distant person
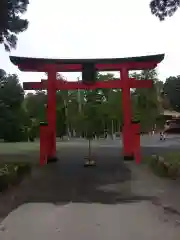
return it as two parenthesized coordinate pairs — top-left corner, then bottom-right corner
(160, 131), (166, 141)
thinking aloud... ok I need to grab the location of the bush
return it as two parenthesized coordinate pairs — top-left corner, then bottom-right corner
(2, 125), (29, 142)
(16, 163), (31, 177)
(0, 163), (31, 192)
(0, 175), (9, 191)
(146, 153), (180, 179)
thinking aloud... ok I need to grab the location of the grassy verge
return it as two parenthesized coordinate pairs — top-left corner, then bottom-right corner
(0, 162), (31, 192)
(144, 151), (180, 179)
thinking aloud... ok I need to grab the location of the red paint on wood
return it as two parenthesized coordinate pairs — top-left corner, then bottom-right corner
(23, 79), (152, 90)
(131, 123), (141, 164)
(121, 68), (133, 157)
(47, 69), (57, 159)
(19, 62), (158, 72)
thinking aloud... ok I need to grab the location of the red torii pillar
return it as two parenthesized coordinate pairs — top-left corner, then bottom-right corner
(121, 68), (133, 159)
(47, 67), (57, 161)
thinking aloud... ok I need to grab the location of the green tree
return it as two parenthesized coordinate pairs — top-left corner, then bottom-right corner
(132, 69), (160, 132)
(24, 91), (47, 139)
(24, 91), (47, 120)
(150, 0), (180, 21)
(163, 75), (180, 111)
(0, 71), (27, 141)
(83, 92), (98, 162)
(0, 0), (29, 51)
(106, 89), (123, 135)
(56, 91), (67, 138)
(17, 71), (165, 140)
(77, 73), (123, 138)
(84, 87), (108, 137)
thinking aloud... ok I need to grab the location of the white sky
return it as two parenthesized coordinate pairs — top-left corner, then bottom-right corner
(0, 0), (180, 83)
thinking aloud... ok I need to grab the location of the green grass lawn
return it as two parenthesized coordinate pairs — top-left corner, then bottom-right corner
(0, 140), (92, 155)
(0, 140), (88, 155)
(0, 141), (40, 154)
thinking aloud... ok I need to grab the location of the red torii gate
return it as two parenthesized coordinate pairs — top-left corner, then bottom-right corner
(10, 54), (164, 165)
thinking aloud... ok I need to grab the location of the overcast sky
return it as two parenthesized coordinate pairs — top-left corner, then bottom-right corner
(0, 0), (180, 83)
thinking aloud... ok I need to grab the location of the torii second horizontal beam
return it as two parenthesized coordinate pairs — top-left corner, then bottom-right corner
(23, 79), (153, 90)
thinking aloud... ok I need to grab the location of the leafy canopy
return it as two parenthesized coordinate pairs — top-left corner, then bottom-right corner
(150, 0), (180, 20)
(0, 0), (29, 51)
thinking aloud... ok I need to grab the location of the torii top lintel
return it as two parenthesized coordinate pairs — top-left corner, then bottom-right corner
(10, 54), (164, 72)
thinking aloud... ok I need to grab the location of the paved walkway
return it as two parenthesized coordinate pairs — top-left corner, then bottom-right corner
(0, 146), (180, 239)
(56, 134), (180, 148)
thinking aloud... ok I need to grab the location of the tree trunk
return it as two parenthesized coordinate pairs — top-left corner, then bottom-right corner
(64, 99), (70, 138)
(111, 119), (114, 139)
(88, 139), (91, 159)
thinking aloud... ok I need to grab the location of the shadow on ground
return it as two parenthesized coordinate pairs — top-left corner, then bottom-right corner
(0, 148), (159, 219)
